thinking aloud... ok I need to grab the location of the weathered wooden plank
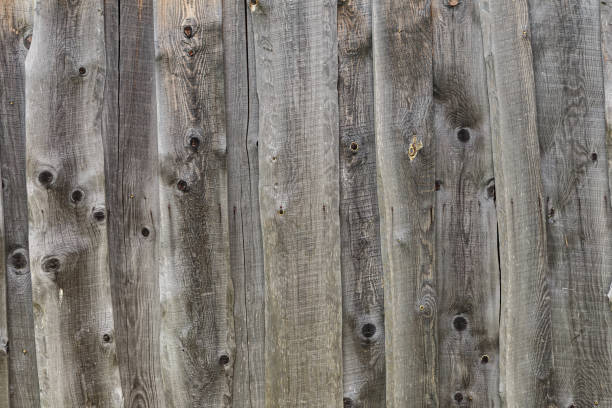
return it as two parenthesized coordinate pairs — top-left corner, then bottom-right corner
(250, 0), (343, 406)
(103, 0), (164, 406)
(484, 0), (552, 406)
(0, 2), (39, 406)
(223, 0), (265, 406)
(603, 1), (612, 201)
(372, 1), (437, 405)
(337, 0), (385, 406)
(0, 156), (7, 408)
(154, 1), (234, 406)
(529, 1), (612, 406)
(431, 0), (500, 406)
(25, 0), (122, 405)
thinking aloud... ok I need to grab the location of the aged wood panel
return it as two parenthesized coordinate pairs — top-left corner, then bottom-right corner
(529, 1), (612, 406)
(104, 0), (164, 406)
(25, 0), (122, 406)
(155, 1), (234, 406)
(0, 2), (39, 406)
(0, 156), (7, 408)
(431, 0), (500, 406)
(485, 0), (552, 406)
(337, 0), (385, 406)
(372, 1), (437, 406)
(603, 1), (612, 201)
(223, 0), (265, 406)
(251, 0), (343, 406)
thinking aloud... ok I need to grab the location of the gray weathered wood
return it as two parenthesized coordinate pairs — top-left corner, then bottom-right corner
(529, 1), (612, 405)
(0, 150), (7, 408)
(251, 0), (343, 405)
(484, 0), (552, 405)
(337, 0), (385, 406)
(154, 1), (234, 406)
(104, 0), (164, 406)
(25, 0), (122, 405)
(432, 0), (500, 406)
(372, 1), (437, 405)
(603, 1), (612, 201)
(0, 2), (40, 406)
(223, 0), (265, 406)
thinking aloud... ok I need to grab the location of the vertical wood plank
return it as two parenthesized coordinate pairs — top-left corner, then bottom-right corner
(250, 0), (343, 406)
(529, 1), (612, 405)
(104, 0), (164, 406)
(0, 154), (7, 408)
(224, 0), (265, 405)
(372, 1), (437, 405)
(484, 0), (552, 406)
(431, 0), (500, 406)
(0, 2), (39, 406)
(603, 1), (612, 201)
(337, 0), (385, 406)
(154, 1), (234, 406)
(25, 0), (122, 405)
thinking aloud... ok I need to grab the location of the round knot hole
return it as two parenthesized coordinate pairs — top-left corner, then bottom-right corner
(361, 323), (376, 338)
(78, 67), (87, 76)
(102, 333), (112, 343)
(350, 141), (359, 152)
(71, 189), (84, 203)
(219, 355), (230, 366)
(453, 315), (468, 331)
(38, 170), (54, 187)
(481, 354), (489, 364)
(343, 398), (353, 407)
(9, 252), (27, 270)
(189, 137), (200, 151)
(141, 227), (150, 237)
(454, 392), (463, 403)
(177, 180), (188, 192)
(183, 25), (193, 38)
(591, 152), (598, 161)
(42, 257), (61, 273)
(93, 209), (106, 222)
(457, 128), (470, 142)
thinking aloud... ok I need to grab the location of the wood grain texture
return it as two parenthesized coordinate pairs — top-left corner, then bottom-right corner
(25, 0), (122, 406)
(484, 0), (552, 406)
(372, 1), (437, 406)
(223, 0), (265, 406)
(603, 1), (612, 201)
(0, 148), (7, 408)
(431, 0), (500, 406)
(155, 1), (234, 406)
(529, 1), (612, 406)
(0, 2), (40, 406)
(337, 0), (385, 406)
(104, 0), (164, 406)
(251, 0), (343, 406)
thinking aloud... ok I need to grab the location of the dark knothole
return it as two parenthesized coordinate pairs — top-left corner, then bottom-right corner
(457, 128), (470, 143)
(102, 334), (112, 343)
(9, 252), (27, 270)
(189, 136), (200, 151)
(361, 323), (376, 338)
(278, 207), (285, 215)
(591, 152), (598, 161)
(219, 354), (230, 366)
(70, 189), (84, 203)
(141, 227), (150, 237)
(487, 184), (496, 200)
(435, 180), (441, 191)
(350, 141), (359, 152)
(481, 354), (489, 364)
(453, 315), (468, 331)
(24, 34), (32, 49)
(187, 49), (195, 57)
(177, 180), (188, 192)
(183, 25), (193, 38)
(42, 257), (60, 273)
(343, 397), (353, 407)
(454, 392), (463, 403)
(93, 209), (106, 222)
(38, 170), (54, 187)
(78, 67), (87, 76)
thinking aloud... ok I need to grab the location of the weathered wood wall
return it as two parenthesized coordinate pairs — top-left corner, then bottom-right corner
(0, 0), (610, 407)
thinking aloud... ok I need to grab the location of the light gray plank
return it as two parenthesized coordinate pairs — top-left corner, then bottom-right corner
(0, 2), (40, 406)
(372, 0), (437, 405)
(25, 0), (122, 405)
(529, 1), (612, 405)
(337, 0), (385, 406)
(484, 0), (552, 405)
(432, 0), (500, 406)
(250, 0), (343, 405)
(603, 1), (612, 201)
(223, 0), (265, 405)
(154, 1), (234, 406)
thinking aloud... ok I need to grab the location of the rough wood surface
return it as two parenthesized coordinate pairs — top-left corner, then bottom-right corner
(432, 0), (500, 406)
(155, 1), (234, 406)
(251, 0), (343, 406)
(529, 1), (612, 406)
(0, 2), (40, 406)
(25, 0), (122, 405)
(603, 1), (612, 200)
(372, 1), (437, 406)
(0, 148), (7, 408)
(224, 0), (265, 406)
(485, 0), (552, 406)
(104, 0), (164, 406)
(337, 0), (385, 406)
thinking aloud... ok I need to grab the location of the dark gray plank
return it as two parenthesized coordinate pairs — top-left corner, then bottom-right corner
(104, 0), (164, 406)
(154, 1), (234, 406)
(529, 1), (612, 406)
(250, 0), (343, 405)
(484, 0), (552, 405)
(372, 0), (437, 405)
(337, 0), (385, 406)
(0, 2), (39, 406)
(223, 0), (265, 406)
(0, 140), (7, 408)
(432, 0), (500, 406)
(25, 0), (122, 405)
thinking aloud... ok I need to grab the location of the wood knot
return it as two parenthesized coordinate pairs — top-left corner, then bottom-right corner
(408, 136), (423, 161)
(448, 0), (459, 6)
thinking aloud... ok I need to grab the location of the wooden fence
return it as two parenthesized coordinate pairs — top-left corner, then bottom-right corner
(0, 0), (611, 406)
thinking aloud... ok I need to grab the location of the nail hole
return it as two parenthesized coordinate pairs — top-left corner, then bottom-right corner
(457, 128), (470, 142)
(38, 170), (54, 187)
(219, 355), (230, 366)
(93, 209), (106, 222)
(454, 392), (463, 403)
(141, 227), (150, 237)
(42, 257), (60, 273)
(24, 34), (32, 49)
(453, 316), (468, 331)
(78, 67), (86, 76)
(102, 333), (112, 343)
(343, 398), (353, 408)
(70, 189), (84, 203)
(9, 252), (27, 270)
(350, 141), (359, 152)
(278, 207), (284, 215)
(189, 137), (200, 151)
(419, 304), (425, 311)
(183, 25), (193, 38)
(177, 180), (188, 192)
(361, 323), (376, 338)
(591, 152), (598, 161)
(481, 354), (489, 364)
